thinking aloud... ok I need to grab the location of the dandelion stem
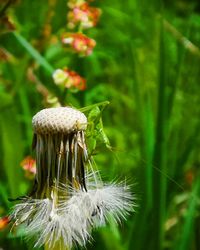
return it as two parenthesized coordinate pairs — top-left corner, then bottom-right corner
(45, 242), (69, 250)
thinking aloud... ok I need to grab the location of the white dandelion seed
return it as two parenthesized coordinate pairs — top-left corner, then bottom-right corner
(10, 106), (134, 249)
(59, 174), (135, 228)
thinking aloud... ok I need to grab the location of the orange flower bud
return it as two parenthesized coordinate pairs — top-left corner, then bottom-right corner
(53, 68), (86, 91)
(62, 33), (96, 56)
(0, 216), (9, 230)
(67, 3), (101, 29)
(20, 156), (36, 179)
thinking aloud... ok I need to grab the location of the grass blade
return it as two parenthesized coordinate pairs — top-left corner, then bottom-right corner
(12, 32), (54, 75)
(175, 178), (200, 250)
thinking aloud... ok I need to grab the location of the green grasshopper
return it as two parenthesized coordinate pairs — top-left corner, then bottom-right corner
(78, 101), (112, 157)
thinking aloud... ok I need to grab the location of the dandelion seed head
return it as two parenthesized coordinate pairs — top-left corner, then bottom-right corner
(32, 107), (87, 134)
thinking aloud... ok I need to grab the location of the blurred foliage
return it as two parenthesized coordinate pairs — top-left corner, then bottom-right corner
(1, 0), (200, 250)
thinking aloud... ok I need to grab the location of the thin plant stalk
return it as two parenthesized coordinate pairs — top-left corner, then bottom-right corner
(152, 18), (168, 250)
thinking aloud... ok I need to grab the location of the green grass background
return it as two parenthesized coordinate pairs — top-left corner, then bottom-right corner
(0, 0), (200, 249)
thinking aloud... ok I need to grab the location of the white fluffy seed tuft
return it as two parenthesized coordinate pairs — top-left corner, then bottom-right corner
(32, 107), (87, 134)
(60, 179), (135, 229)
(10, 181), (134, 249)
(11, 197), (91, 249)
